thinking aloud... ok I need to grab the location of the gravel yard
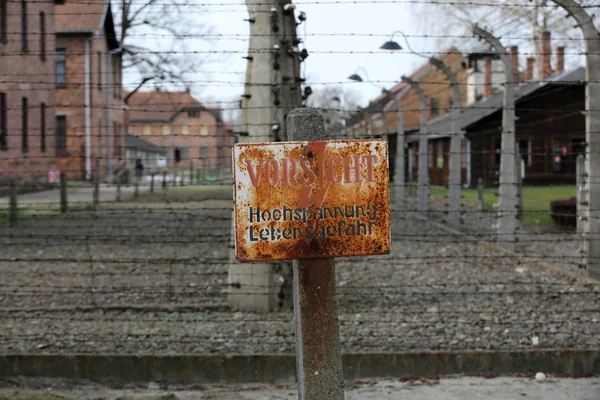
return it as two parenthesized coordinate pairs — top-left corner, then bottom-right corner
(0, 190), (598, 355)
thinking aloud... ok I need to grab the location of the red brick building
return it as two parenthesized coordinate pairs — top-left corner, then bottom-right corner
(127, 89), (230, 172)
(0, 0), (56, 185)
(55, 0), (125, 180)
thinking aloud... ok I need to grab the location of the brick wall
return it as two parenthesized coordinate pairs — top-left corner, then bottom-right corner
(0, 0), (56, 181)
(130, 108), (225, 171)
(55, 32), (125, 181)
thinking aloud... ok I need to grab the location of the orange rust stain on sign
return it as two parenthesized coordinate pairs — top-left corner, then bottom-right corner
(233, 139), (390, 262)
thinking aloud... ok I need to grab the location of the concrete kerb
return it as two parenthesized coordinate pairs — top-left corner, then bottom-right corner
(1, 350), (599, 384)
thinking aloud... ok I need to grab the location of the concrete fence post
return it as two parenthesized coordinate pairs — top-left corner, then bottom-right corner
(93, 158), (100, 209)
(401, 76), (429, 217)
(9, 178), (17, 228)
(576, 154), (587, 259)
(550, 0), (600, 279)
(134, 173), (139, 198)
(477, 177), (484, 211)
(150, 173), (155, 194)
(116, 173), (121, 202)
(429, 57), (462, 226)
(189, 162), (194, 186)
(473, 25), (518, 251)
(60, 171), (68, 213)
(162, 170), (167, 190)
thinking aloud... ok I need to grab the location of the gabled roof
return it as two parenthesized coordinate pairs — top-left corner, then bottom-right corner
(125, 134), (167, 153)
(425, 67), (585, 138)
(126, 90), (204, 122)
(56, 0), (119, 49)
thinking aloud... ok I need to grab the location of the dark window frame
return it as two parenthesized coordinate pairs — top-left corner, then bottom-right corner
(21, 97), (28, 152)
(56, 115), (67, 155)
(40, 102), (46, 152)
(0, 92), (6, 150)
(21, 0), (27, 53)
(39, 11), (45, 61)
(55, 48), (66, 87)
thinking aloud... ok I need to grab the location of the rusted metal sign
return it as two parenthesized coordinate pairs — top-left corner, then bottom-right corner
(233, 139), (390, 261)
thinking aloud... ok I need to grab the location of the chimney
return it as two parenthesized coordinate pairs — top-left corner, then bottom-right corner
(509, 46), (519, 86)
(483, 55), (493, 98)
(541, 31), (552, 80)
(556, 47), (565, 74)
(526, 57), (535, 81)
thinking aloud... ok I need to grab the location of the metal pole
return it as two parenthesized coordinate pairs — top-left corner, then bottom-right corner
(134, 173), (139, 198)
(288, 108), (344, 400)
(429, 57), (462, 225)
(551, 0), (600, 279)
(402, 76), (429, 217)
(93, 157), (100, 209)
(517, 158), (523, 220)
(116, 173), (121, 202)
(473, 25), (518, 251)
(477, 177), (484, 211)
(60, 171), (68, 213)
(9, 178), (17, 227)
(162, 170), (167, 190)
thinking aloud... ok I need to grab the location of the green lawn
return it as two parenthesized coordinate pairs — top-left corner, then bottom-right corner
(0, 204), (61, 220)
(430, 185), (576, 227)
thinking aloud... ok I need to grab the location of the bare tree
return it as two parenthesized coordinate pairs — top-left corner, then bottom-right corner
(413, 0), (598, 77)
(115, 0), (213, 103)
(306, 85), (362, 128)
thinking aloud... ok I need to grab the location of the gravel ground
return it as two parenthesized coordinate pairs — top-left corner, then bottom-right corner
(0, 188), (598, 355)
(1, 376), (599, 399)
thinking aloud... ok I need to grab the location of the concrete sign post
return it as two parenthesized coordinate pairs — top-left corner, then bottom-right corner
(233, 108), (390, 399)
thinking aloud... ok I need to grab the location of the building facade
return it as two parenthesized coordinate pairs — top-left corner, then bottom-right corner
(127, 90), (228, 172)
(0, 0), (56, 186)
(55, 0), (125, 181)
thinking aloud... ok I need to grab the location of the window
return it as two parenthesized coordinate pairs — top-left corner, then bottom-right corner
(56, 116), (66, 154)
(143, 124), (151, 136)
(518, 139), (531, 167)
(39, 12), (45, 61)
(162, 124), (170, 136)
(21, 97), (28, 151)
(0, 92), (6, 150)
(40, 102), (46, 152)
(200, 146), (208, 159)
(55, 49), (66, 87)
(1, 0), (7, 43)
(200, 125), (208, 136)
(181, 125), (189, 135)
(181, 147), (189, 160)
(430, 97), (440, 118)
(97, 52), (102, 91)
(188, 109), (200, 118)
(21, 0), (27, 52)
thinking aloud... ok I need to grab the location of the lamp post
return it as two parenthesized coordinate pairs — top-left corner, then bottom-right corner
(348, 69), (405, 202)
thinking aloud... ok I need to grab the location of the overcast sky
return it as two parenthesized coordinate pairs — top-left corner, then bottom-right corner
(179, 1), (437, 109)
(121, 0), (590, 115)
